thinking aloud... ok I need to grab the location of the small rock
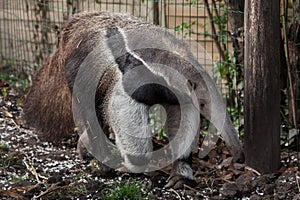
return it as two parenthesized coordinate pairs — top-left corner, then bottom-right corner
(91, 167), (115, 178)
(276, 192), (286, 199)
(250, 194), (261, 200)
(148, 175), (167, 188)
(236, 170), (256, 192)
(219, 182), (239, 197)
(276, 172), (297, 192)
(85, 180), (104, 191)
(251, 174), (275, 188)
(208, 150), (219, 165)
(293, 194), (300, 200)
(47, 175), (63, 184)
(263, 183), (275, 195)
(211, 196), (227, 200)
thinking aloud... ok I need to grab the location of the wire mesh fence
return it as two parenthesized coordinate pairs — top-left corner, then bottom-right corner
(0, 0), (299, 153)
(0, 0), (240, 72)
(287, 0), (300, 152)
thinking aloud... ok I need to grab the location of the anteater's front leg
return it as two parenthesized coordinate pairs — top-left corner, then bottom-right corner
(108, 86), (153, 173)
(164, 104), (199, 189)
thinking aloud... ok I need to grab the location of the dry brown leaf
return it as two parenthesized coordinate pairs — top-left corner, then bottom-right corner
(216, 157), (233, 169)
(198, 159), (214, 169)
(233, 162), (245, 170)
(221, 173), (233, 181)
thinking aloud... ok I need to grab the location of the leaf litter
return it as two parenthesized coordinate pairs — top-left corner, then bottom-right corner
(0, 80), (300, 199)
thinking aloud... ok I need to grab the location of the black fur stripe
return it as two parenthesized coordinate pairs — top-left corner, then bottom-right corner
(106, 28), (180, 105)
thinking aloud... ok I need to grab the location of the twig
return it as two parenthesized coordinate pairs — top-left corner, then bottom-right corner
(10, 118), (20, 131)
(170, 188), (182, 200)
(214, 177), (234, 183)
(245, 166), (261, 176)
(0, 190), (27, 200)
(9, 116), (40, 141)
(211, 0), (227, 52)
(23, 160), (41, 183)
(282, 0), (297, 128)
(33, 182), (61, 199)
(184, 184), (201, 193)
(22, 152), (47, 182)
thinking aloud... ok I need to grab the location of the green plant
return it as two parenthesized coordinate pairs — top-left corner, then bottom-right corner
(149, 104), (167, 139)
(50, 184), (88, 199)
(88, 159), (100, 167)
(17, 98), (23, 106)
(0, 142), (9, 150)
(174, 0), (244, 133)
(69, 184), (88, 196)
(1, 87), (8, 98)
(213, 51), (244, 131)
(0, 72), (30, 93)
(0, 143), (9, 159)
(0, 150), (24, 170)
(175, 21), (196, 37)
(76, 171), (89, 180)
(0, 58), (15, 68)
(102, 180), (149, 200)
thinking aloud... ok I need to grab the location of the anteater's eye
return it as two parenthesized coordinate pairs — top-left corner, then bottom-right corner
(187, 80), (197, 91)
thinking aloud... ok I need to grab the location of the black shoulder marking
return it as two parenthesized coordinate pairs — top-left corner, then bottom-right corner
(121, 64), (179, 105)
(106, 29), (173, 105)
(106, 27), (144, 74)
(115, 52), (143, 73)
(131, 84), (179, 105)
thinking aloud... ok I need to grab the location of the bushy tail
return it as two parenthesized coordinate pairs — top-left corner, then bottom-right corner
(23, 50), (75, 142)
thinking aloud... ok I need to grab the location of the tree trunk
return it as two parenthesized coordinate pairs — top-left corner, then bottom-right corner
(244, 0), (281, 173)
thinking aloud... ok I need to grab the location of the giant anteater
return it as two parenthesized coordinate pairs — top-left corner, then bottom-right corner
(24, 11), (244, 189)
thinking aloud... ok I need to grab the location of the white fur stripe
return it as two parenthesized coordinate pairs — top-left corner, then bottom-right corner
(116, 27), (171, 84)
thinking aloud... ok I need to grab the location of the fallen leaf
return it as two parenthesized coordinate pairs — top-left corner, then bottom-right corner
(216, 157), (233, 169)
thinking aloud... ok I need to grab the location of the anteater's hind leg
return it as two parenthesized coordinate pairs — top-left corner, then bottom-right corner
(23, 50), (74, 142)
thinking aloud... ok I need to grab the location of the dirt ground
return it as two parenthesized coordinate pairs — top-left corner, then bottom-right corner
(0, 80), (300, 199)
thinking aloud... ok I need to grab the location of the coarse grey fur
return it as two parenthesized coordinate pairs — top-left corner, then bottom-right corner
(24, 11), (244, 189)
